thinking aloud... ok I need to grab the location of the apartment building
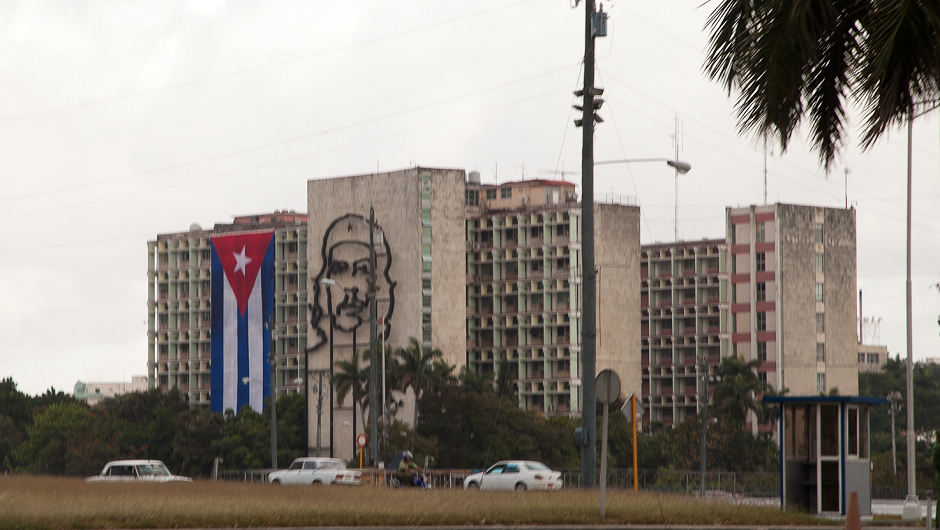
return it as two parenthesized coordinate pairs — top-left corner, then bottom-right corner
(147, 211), (309, 406)
(728, 204), (859, 397)
(465, 173), (641, 416)
(857, 344), (889, 373)
(640, 239), (730, 426)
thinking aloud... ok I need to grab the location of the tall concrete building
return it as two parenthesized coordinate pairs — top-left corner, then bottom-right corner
(147, 211), (309, 406)
(306, 167), (466, 461)
(728, 204), (859, 397)
(465, 174), (641, 417)
(640, 239), (730, 427)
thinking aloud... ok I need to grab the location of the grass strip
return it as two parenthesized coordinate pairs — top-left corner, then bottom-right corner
(0, 476), (833, 529)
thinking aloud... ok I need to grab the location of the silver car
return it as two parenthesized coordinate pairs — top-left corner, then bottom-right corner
(86, 460), (192, 483)
(268, 457), (362, 486)
(463, 460), (563, 491)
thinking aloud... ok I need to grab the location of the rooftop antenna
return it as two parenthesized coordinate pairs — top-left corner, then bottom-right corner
(844, 167), (851, 208)
(763, 134), (768, 205)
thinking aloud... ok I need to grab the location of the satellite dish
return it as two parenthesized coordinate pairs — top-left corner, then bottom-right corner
(189, 223), (203, 232)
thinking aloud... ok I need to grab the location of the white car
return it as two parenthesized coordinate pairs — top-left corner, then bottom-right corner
(463, 460), (563, 491)
(86, 460), (192, 483)
(268, 457), (362, 486)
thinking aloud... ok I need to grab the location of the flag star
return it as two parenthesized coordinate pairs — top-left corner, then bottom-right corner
(233, 246), (252, 275)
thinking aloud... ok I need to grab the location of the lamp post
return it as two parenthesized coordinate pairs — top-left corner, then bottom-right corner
(595, 158), (692, 241)
(902, 100), (938, 518)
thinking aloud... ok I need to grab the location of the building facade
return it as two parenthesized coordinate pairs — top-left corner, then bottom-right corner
(727, 204), (859, 398)
(147, 211), (309, 406)
(465, 174), (641, 416)
(306, 167), (466, 462)
(640, 239), (730, 427)
(856, 344), (888, 373)
(74, 376), (149, 406)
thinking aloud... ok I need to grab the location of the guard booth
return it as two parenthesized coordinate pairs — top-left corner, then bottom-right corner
(762, 396), (887, 516)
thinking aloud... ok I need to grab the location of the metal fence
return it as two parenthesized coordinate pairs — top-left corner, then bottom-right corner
(218, 466), (780, 497)
(555, 468), (780, 498)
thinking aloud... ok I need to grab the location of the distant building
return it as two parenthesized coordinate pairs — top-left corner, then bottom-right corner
(640, 239), (730, 427)
(74, 376), (148, 406)
(147, 211), (308, 407)
(465, 175), (641, 417)
(727, 204), (859, 398)
(856, 344), (888, 372)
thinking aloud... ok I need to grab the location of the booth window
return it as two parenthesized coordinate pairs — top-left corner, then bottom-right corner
(847, 407), (869, 458)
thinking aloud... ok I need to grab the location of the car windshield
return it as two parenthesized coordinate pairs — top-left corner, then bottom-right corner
(524, 462), (551, 471)
(136, 464), (171, 476)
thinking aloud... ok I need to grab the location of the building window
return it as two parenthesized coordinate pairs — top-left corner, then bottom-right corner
(732, 285), (737, 303)
(868, 353), (880, 364)
(817, 373), (826, 393)
(465, 189), (479, 206)
(501, 188), (512, 199)
(814, 223), (824, 244)
(757, 342), (767, 362)
(756, 282), (766, 302)
(816, 313), (825, 333)
(486, 189), (497, 200)
(758, 372), (768, 386)
(858, 353), (866, 363)
(815, 283), (824, 302)
(816, 253), (824, 272)
(757, 312), (767, 331)
(756, 222), (765, 243)
(731, 255), (737, 274)
(756, 252), (766, 272)
(817, 343), (826, 362)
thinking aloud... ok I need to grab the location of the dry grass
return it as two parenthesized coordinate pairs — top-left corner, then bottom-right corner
(0, 476), (832, 529)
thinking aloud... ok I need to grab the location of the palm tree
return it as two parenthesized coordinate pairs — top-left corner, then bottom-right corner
(394, 337), (445, 427)
(332, 348), (369, 451)
(703, 0), (940, 170)
(711, 355), (766, 425)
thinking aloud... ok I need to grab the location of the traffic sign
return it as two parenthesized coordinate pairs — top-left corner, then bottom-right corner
(595, 369), (621, 404)
(356, 433), (367, 448)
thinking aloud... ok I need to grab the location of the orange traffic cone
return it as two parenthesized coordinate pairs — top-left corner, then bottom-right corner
(845, 491), (861, 530)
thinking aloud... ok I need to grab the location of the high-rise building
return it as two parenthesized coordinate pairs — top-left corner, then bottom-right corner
(147, 211), (308, 407)
(727, 204), (859, 398)
(640, 239), (730, 427)
(74, 376), (149, 406)
(465, 173), (641, 417)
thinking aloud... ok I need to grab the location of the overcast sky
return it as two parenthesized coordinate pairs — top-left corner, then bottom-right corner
(1, 0), (938, 397)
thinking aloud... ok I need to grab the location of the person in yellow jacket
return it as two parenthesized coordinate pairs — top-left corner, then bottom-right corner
(397, 451), (424, 487)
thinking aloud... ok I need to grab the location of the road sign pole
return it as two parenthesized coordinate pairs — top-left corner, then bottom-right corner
(632, 394), (638, 492)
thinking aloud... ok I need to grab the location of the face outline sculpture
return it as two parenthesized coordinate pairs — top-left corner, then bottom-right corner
(309, 213), (396, 352)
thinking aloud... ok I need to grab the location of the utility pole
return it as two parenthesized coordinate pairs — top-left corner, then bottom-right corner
(700, 368), (708, 494)
(577, 0), (598, 488)
(889, 391), (901, 475)
(369, 207), (379, 467)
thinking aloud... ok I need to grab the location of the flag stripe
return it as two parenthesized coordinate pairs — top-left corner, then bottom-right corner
(248, 271), (264, 412)
(224, 279), (239, 413)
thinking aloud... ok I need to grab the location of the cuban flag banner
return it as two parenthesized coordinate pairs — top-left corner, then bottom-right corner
(210, 232), (274, 415)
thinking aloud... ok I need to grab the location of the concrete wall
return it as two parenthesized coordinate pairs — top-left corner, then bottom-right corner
(777, 204), (858, 395)
(594, 203), (642, 400)
(306, 167), (466, 462)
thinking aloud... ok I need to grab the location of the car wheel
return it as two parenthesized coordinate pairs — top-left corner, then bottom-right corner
(515, 483), (527, 491)
(467, 481), (480, 490)
(271, 479), (281, 484)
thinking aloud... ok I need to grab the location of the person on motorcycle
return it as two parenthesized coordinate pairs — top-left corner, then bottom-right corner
(397, 451), (424, 487)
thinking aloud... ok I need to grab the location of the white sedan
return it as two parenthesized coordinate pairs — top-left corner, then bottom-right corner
(463, 460), (563, 491)
(268, 457), (362, 486)
(86, 460), (192, 483)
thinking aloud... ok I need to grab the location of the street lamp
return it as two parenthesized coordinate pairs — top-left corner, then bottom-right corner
(595, 158), (693, 242)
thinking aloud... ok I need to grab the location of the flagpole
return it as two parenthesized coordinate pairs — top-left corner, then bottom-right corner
(269, 313), (277, 470)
